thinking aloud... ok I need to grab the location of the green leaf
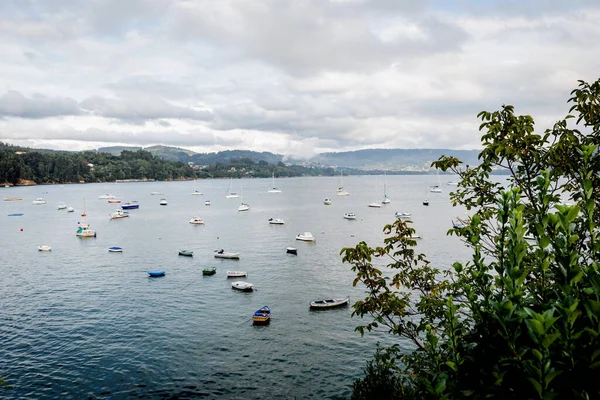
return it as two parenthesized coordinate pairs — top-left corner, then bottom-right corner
(445, 361), (457, 372)
(527, 377), (543, 396)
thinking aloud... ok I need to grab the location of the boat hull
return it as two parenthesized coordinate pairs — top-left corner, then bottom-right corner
(309, 297), (350, 310)
(148, 270), (166, 277)
(202, 268), (217, 275)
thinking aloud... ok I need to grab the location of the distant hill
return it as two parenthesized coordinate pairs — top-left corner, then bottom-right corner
(311, 148), (481, 171)
(97, 146), (142, 155)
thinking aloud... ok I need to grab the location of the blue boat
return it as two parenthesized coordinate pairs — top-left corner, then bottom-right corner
(148, 270), (165, 277)
(252, 306), (271, 325)
(108, 246), (123, 252)
(121, 201), (139, 210)
(8, 213), (23, 216)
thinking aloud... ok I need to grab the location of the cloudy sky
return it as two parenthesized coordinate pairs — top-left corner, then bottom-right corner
(1, 0), (598, 157)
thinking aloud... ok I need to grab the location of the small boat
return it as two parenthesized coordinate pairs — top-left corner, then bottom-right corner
(447, 181), (459, 186)
(323, 198), (332, 205)
(343, 213), (357, 220)
(253, 306), (271, 325)
(268, 218), (285, 225)
(99, 194), (115, 199)
(57, 202), (67, 210)
(368, 202), (382, 208)
(309, 296), (350, 310)
(226, 271), (247, 278)
(408, 234), (422, 239)
(109, 246), (123, 252)
(231, 281), (254, 291)
(32, 198), (46, 205)
(148, 270), (166, 277)
(215, 250), (240, 260)
(268, 173), (282, 193)
(76, 222), (96, 238)
(8, 213), (23, 216)
(336, 171), (350, 196)
(178, 249), (193, 257)
(452, 219), (467, 229)
(189, 216), (205, 224)
(108, 199), (121, 204)
(382, 196), (391, 205)
(205, 200), (211, 206)
(4, 197), (22, 201)
(109, 210), (129, 219)
(150, 191), (163, 195)
(121, 201), (139, 210)
(286, 247), (298, 255)
(226, 193), (239, 199)
(159, 199), (168, 206)
(202, 267), (217, 275)
(66, 207), (74, 213)
(191, 190), (203, 195)
(430, 185), (442, 193)
(238, 203), (250, 212)
(38, 245), (52, 252)
(296, 232), (315, 242)
(423, 199), (429, 206)
(395, 212), (411, 219)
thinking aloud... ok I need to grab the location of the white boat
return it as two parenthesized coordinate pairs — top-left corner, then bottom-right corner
(57, 202), (67, 210)
(226, 271), (247, 278)
(309, 296), (350, 309)
(205, 200), (211, 206)
(238, 203), (250, 212)
(108, 246), (123, 252)
(430, 185), (442, 193)
(150, 191), (163, 195)
(109, 210), (129, 219)
(189, 216), (205, 224)
(336, 170), (350, 196)
(159, 199), (168, 206)
(368, 202), (382, 208)
(38, 245), (52, 252)
(32, 198), (46, 205)
(344, 212), (357, 220)
(215, 250), (240, 259)
(447, 181), (459, 186)
(324, 198), (332, 205)
(268, 218), (285, 225)
(296, 232), (315, 241)
(76, 222), (96, 238)
(452, 219), (467, 228)
(99, 194), (115, 199)
(395, 212), (411, 219)
(231, 281), (254, 291)
(66, 207), (75, 213)
(382, 171), (391, 204)
(225, 178), (239, 198)
(409, 234), (422, 239)
(267, 172), (282, 193)
(191, 190), (203, 195)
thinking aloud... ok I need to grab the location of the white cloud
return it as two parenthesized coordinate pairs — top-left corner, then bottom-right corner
(0, 0), (598, 157)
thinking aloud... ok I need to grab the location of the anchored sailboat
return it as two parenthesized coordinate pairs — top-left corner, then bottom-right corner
(382, 171), (391, 204)
(336, 170), (350, 196)
(267, 172), (281, 193)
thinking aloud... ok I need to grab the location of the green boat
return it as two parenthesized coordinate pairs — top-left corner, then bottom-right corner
(202, 267), (217, 275)
(178, 250), (193, 257)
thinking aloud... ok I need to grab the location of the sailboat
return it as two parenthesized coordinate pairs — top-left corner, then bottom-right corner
(382, 171), (391, 204)
(267, 172), (281, 193)
(430, 170), (442, 193)
(336, 170), (350, 196)
(238, 180), (249, 211)
(191, 180), (203, 195)
(423, 187), (430, 206)
(76, 198), (96, 237)
(225, 178), (239, 199)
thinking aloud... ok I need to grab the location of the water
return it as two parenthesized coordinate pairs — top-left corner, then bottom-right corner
(0, 176), (473, 399)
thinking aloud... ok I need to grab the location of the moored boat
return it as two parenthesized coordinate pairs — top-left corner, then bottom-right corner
(191, 190), (203, 195)
(238, 203), (250, 212)
(57, 202), (67, 210)
(32, 198), (46, 205)
(231, 281), (254, 291)
(296, 232), (315, 241)
(66, 207), (74, 213)
(38, 245), (52, 252)
(109, 210), (129, 219)
(226, 271), (247, 278)
(309, 296), (350, 310)
(4, 197), (22, 201)
(395, 212), (411, 219)
(8, 213), (23, 216)
(159, 199), (168, 206)
(189, 216), (205, 224)
(215, 250), (240, 259)
(253, 306), (271, 325)
(121, 201), (139, 210)
(343, 212), (357, 220)
(108, 199), (121, 204)
(99, 194), (115, 199)
(109, 246), (123, 252)
(178, 249), (193, 257)
(76, 222), (96, 238)
(148, 270), (166, 277)
(286, 247), (298, 255)
(323, 198), (332, 205)
(205, 200), (211, 206)
(368, 202), (381, 208)
(202, 267), (217, 275)
(268, 218), (285, 225)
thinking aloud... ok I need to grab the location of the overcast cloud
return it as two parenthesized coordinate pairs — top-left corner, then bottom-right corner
(0, 0), (598, 156)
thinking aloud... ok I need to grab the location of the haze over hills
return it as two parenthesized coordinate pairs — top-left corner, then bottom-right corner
(97, 145), (480, 171)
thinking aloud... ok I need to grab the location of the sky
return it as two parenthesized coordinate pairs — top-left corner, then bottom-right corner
(0, 0), (598, 157)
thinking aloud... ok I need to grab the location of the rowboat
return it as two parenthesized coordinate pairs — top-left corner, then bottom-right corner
(309, 296), (350, 310)
(202, 267), (217, 275)
(226, 271), (247, 278)
(108, 199), (121, 203)
(253, 306), (271, 325)
(4, 197), (22, 201)
(38, 245), (52, 252)
(286, 247), (298, 255)
(148, 270), (166, 277)
(108, 246), (123, 252)
(296, 232), (315, 242)
(8, 213), (23, 216)
(178, 250), (193, 257)
(215, 250), (240, 260)
(231, 281), (254, 291)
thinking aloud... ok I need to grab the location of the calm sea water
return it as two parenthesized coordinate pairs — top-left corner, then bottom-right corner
(1, 175), (474, 399)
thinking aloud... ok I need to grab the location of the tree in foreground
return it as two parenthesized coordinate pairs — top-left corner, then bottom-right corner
(343, 79), (600, 399)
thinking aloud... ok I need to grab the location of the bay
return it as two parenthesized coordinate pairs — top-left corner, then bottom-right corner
(0, 175), (473, 399)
